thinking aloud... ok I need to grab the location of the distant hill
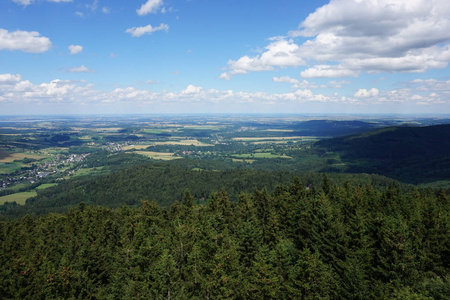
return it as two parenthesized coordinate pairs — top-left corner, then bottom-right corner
(316, 124), (450, 184)
(289, 120), (382, 137)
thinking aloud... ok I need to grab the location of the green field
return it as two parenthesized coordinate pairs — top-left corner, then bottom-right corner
(35, 183), (58, 190)
(1, 183), (29, 192)
(0, 162), (22, 175)
(0, 191), (37, 205)
(72, 167), (106, 177)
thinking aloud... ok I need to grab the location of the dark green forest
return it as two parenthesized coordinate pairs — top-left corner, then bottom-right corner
(1, 160), (414, 218)
(316, 124), (450, 184)
(1, 178), (449, 299)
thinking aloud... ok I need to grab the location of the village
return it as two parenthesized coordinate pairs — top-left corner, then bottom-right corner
(0, 153), (90, 193)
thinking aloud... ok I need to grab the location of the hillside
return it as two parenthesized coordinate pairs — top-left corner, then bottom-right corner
(316, 124), (450, 184)
(0, 162), (409, 217)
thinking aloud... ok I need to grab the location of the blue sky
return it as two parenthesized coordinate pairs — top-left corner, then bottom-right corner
(1, 0), (450, 115)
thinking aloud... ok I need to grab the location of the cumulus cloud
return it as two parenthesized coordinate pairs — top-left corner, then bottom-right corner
(182, 85), (203, 95)
(222, 0), (450, 79)
(0, 28), (52, 53)
(0, 74), (22, 85)
(273, 76), (299, 84)
(67, 65), (94, 73)
(354, 88), (379, 98)
(220, 39), (305, 80)
(126, 23), (169, 37)
(1, 74), (447, 112)
(68, 45), (83, 55)
(408, 79), (450, 91)
(137, 0), (164, 16)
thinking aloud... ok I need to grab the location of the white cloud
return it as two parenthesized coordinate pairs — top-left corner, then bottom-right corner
(102, 7), (110, 14)
(182, 85), (203, 95)
(137, 0), (164, 16)
(0, 28), (51, 53)
(126, 23), (169, 37)
(0, 74), (22, 85)
(13, 0), (33, 5)
(1, 74), (447, 112)
(68, 45), (83, 55)
(13, 0), (72, 6)
(223, 0), (450, 79)
(301, 65), (358, 78)
(273, 76), (299, 84)
(220, 39), (305, 79)
(67, 65), (94, 73)
(354, 88), (379, 98)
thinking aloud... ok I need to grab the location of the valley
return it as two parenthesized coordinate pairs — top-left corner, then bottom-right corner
(1, 114), (450, 216)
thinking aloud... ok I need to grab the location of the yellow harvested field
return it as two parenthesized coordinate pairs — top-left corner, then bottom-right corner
(232, 136), (307, 141)
(0, 152), (46, 163)
(183, 125), (221, 130)
(134, 151), (182, 160)
(153, 140), (213, 146)
(232, 158), (255, 163)
(123, 145), (152, 150)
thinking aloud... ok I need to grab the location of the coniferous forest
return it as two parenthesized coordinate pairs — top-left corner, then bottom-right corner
(1, 177), (449, 299)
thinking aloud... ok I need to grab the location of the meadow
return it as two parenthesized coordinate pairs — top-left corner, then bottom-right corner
(0, 191), (37, 205)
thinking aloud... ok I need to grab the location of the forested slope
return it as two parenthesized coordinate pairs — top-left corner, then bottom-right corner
(316, 124), (450, 184)
(1, 179), (449, 299)
(1, 162), (412, 218)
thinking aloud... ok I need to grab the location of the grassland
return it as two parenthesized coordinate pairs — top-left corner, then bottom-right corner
(0, 151), (46, 163)
(35, 183), (58, 190)
(0, 191), (37, 205)
(0, 163), (21, 175)
(72, 167), (106, 177)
